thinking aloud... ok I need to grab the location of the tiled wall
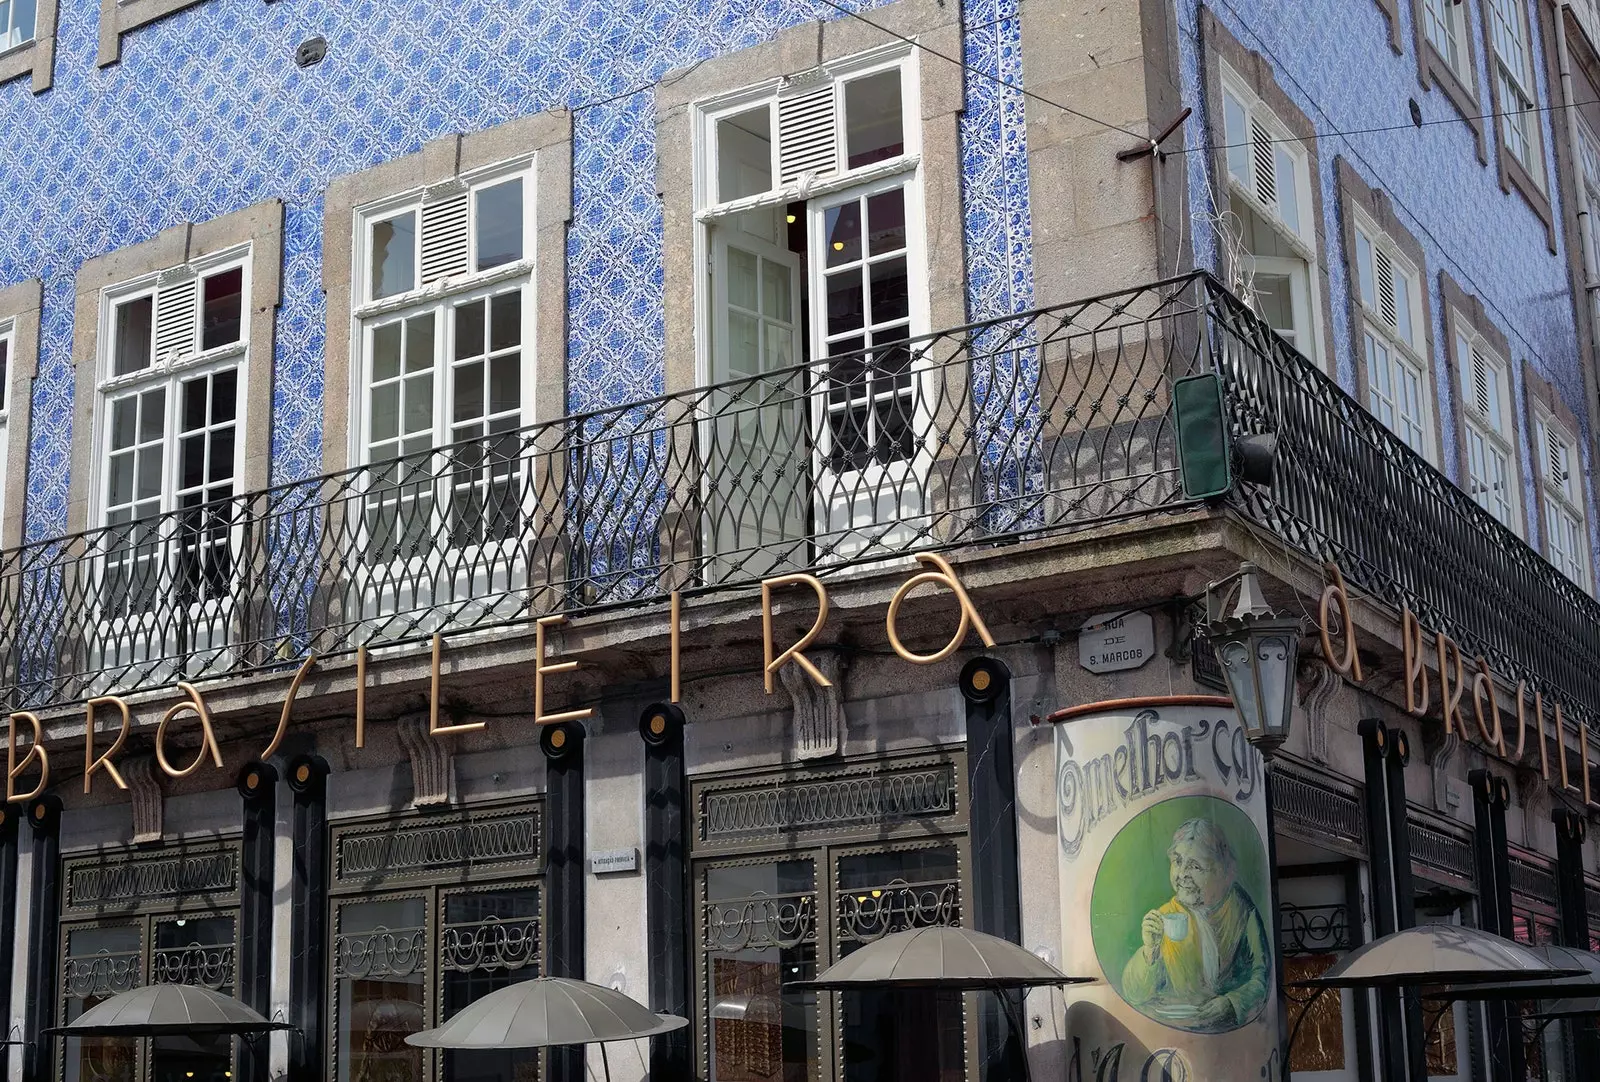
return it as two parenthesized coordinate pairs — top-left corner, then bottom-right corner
(1176, 0), (1596, 564)
(0, 0), (1036, 545)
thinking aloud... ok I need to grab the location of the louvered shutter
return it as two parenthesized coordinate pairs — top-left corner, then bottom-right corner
(1373, 248), (1398, 328)
(1250, 118), (1277, 208)
(420, 191), (470, 285)
(153, 274), (198, 361)
(778, 84), (839, 185)
(1469, 347), (1493, 421)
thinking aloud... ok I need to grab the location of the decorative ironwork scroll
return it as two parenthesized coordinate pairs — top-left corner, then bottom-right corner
(439, 915), (542, 973)
(1270, 771), (1364, 850)
(1279, 903), (1353, 955)
(700, 765), (956, 844)
(332, 926), (428, 980)
(836, 876), (960, 946)
(703, 891), (817, 953)
(151, 943), (235, 989)
(335, 809), (541, 883)
(1410, 821), (1476, 883)
(65, 845), (240, 913)
(63, 948), (142, 1000)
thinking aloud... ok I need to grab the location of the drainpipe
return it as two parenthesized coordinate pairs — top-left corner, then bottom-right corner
(1555, 7), (1600, 523)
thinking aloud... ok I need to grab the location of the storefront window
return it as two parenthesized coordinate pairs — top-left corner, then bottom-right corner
(63, 925), (141, 1082)
(327, 804), (545, 1082)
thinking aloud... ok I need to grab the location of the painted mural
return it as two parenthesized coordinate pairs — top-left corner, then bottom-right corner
(1057, 701), (1279, 1082)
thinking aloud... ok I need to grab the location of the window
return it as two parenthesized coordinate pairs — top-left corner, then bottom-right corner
(697, 49), (926, 561)
(1455, 331), (1522, 533)
(1536, 416), (1591, 590)
(95, 257), (248, 622)
(1486, 0), (1542, 178)
(1219, 67), (1323, 366)
(1353, 219), (1431, 458)
(353, 163), (534, 575)
(328, 806), (545, 1082)
(0, 0), (33, 50)
(1423, 0), (1473, 84)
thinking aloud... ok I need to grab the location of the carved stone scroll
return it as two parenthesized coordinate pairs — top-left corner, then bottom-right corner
(125, 755), (164, 844)
(397, 715), (454, 807)
(781, 648), (846, 760)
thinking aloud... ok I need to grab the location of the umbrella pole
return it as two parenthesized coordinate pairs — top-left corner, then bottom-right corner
(991, 989), (1034, 1082)
(1284, 985), (1330, 1066)
(601, 1041), (611, 1082)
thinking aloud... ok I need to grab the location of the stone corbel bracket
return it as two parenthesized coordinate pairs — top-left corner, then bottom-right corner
(781, 648), (847, 760)
(125, 754), (164, 844)
(397, 715), (455, 806)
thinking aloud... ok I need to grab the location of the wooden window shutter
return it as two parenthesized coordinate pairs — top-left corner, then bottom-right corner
(1469, 347), (1493, 420)
(778, 84), (839, 185)
(1250, 118), (1277, 208)
(153, 274), (199, 361)
(420, 191), (470, 285)
(1373, 248), (1398, 328)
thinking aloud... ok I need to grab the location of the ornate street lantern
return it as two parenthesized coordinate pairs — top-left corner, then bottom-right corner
(1204, 562), (1302, 758)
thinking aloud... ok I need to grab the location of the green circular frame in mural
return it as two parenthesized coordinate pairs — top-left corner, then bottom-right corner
(1090, 794), (1272, 1035)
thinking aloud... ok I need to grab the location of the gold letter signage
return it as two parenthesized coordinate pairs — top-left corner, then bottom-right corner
(762, 574), (831, 692)
(886, 553), (996, 664)
(7, 711), (48, 803)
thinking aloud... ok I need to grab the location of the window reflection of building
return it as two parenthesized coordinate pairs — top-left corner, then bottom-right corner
(57, 842), (242, 1082)
(692, 753), (970, 1081)
(327, 803), (544, 1082)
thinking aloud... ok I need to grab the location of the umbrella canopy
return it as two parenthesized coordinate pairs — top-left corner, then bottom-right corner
(43, 985), (291, 1037)
(1532, 996), (1600, 1019)
(405, 977), (687, 1049)
(1297, 925), (1586, 989)
(795, 926), (1092, 991)
(1428, 944), (1600, 1000)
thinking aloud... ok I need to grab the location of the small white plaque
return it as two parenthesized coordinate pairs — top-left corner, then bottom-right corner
(590, 848), (639, 875)
(1078, 610), (1155, 673)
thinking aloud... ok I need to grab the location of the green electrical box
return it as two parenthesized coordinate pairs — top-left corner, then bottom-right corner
(1173, 373), (1232, 499)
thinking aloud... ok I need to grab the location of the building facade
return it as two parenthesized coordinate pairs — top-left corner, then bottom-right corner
(0, 0), (1597, 1081)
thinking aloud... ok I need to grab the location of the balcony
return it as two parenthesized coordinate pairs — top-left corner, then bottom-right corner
(2, 273), (1597, 723)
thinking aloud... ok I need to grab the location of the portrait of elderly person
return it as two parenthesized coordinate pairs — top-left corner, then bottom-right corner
(1119, 817), (1270, 1032)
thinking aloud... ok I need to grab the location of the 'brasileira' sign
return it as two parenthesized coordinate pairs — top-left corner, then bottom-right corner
(1316, 562), (1597, 804)
(5, 553), (994, 801)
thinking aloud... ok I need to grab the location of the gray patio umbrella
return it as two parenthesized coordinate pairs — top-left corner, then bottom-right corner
(795, 926), (1092, 1082)
(1531, 995), (1600, 1018)
(1426, 944), (1600, 1000)
(43, 984), (291, 1037)
(404, 976), (687, 1082)
(1295, 925), (1586, 990)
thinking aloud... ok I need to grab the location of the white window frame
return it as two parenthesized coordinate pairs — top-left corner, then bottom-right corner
(1421, 0), (1474, 88)
(1575, 118), (1600, 329)
(691, 45), (932, 557)
(347, 157), (539, 628)
(1453, 323), (1523, 535)
(0, 320), (10, 538)
(1486, 0), (1544, 180)
(90, 248), (252, 530)
(1218, 64), (1325, 369)
(0, 0), (35, 53)
(1534, 411), (1592, 592)
(1352, 210), (1434, 461)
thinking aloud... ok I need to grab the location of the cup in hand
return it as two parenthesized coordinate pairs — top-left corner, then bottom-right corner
(1162, 911), (1190, 942)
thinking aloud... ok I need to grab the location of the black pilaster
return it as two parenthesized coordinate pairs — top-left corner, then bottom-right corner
(641, 704), (689, 1081)
(0, 807), (16, 1051)
(237, 762), (278, 1082)
(1553, 809), (1596, 1068)
(1470, 769), (1512, 1082)
(960, 657), (1022, 1082)
(1487, 775), (1523, 1082)
(21, 796), (61, 1082)
(1359, 719), (1408, 1082)
(542, 721), (586, 1081)
(1384, 730), (1426, 1082)
(286, 755), (329, 1082)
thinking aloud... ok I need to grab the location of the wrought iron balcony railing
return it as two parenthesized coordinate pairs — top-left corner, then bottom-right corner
(2, 272), (1597, 726)
(0, 276), (1202, 710)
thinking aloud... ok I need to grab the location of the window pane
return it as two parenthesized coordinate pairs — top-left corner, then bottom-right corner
(110, 396), (137, 450)
(335, 898), (426, 1082)
(455, 298), (485, 360)
(114, 295), (153, 376)
(762, 258), (792, 323)
(371, 211), (417, 300)
(64, 925), (141, 1082)
(1252, 273), (1296, 341)
(182, 377), (208, 432)
(869, 256), (909, 326)
(139, 387), (166, 443)
(9, 0), (33, 47)
(212, 367), (237, 423)
(453, 360), (485, 424)
(825, 201), (862, 266)
(718, 106), (774, 202)
(200, 266), (244, 351)
(490, 292), (519, 352)
(0, 336), (8, 413)
(1273, 148), (1300, 236)
(1393, 269), (1413, 348)
(372, 322), (402, 382)
(370, 384), (399, 443)
(728, 246), (759, 312)
(867, 188), (906, 256)
(489, 354), (518, 414)
(845, 69), (904, 169)
(475, 178), (524, 271)
(405, 312), (435, 373)
(1355, 233), (1375, 309)
(827, 267), (865, 338)
(1224, 91), (1251, 183)
(441, 888), (542, 1082)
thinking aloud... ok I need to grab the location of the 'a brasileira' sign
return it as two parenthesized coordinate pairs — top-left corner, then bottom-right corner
(6, 553), (995, 801)
(1058, 699), (1279, 1082)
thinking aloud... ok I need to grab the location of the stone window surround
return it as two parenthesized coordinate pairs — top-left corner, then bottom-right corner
(1438, 269), (1526, 532)
(1481, 0), (1557, 249)
(1374, 0), (1404, 55)
(1520, 359), (1591, 569)
(653, 0), (967, 396)
(1200, 9), (1339, 375)
(97, 0), (201, 68)
(0, 281), (41, 548)
(1335, 158), (1447, 468)
(66, 200), (283, 536)
(0, 0), (59, 93)
(319, 109), (573, 478)
(1412, 0), (1489, 164)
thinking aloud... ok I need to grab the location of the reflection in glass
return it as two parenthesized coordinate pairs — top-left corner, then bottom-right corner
(441, 888), (542, 1082)
(201, 267), (244, 351)
(705, 861), (818, 1082)
(476, 180), (524, 271)
(114, 295), (154, 376)
(371, 212), (417, 300)
(836, 847), (962, 1082)
(844, 71), (903, 169)
(718, 106), (774, 202)
(336, 897), (427, 1082)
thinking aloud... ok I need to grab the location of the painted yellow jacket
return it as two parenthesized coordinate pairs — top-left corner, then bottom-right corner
(1120, 884), (1270, 1028)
